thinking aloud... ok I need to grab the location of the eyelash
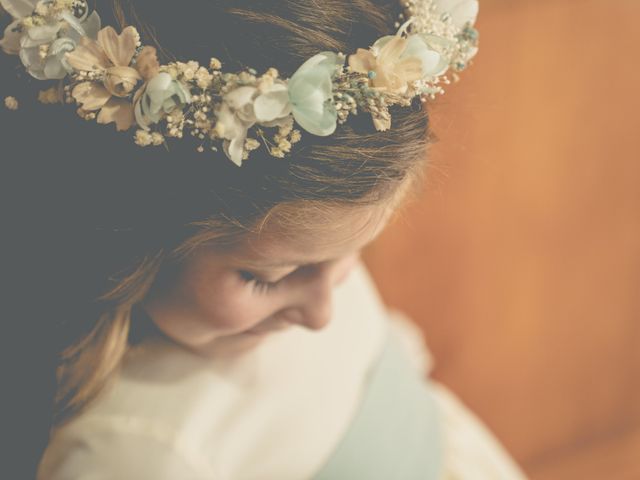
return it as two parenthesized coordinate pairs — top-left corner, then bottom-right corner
(238, 270), (279, 294)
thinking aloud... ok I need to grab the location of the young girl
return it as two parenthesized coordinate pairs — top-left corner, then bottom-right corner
(2, 0), (528, 478)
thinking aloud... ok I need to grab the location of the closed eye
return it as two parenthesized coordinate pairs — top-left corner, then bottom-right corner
(238, 270), (280, 294)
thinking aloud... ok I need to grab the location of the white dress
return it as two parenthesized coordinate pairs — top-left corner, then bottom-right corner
(37, 262), (528, 479)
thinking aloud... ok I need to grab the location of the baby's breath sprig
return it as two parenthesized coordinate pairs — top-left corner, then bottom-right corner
(253, 116), (301, 159)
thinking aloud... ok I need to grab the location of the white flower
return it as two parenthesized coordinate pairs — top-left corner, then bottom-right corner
(1, 0), (38, 18)
(2, 0), (102, 79)
(434, 0), (479, 29)
(216, 80), (291, 166)
(0, 0), (38, 54)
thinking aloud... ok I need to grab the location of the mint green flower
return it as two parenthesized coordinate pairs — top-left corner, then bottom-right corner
(134, 72), (192, 130)
(288, 52), (343, 136)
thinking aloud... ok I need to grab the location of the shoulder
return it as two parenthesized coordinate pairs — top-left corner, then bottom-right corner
(37, 415), (215, 480)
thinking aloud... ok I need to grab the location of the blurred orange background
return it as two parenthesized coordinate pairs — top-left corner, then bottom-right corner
(363, 0), (640, 478)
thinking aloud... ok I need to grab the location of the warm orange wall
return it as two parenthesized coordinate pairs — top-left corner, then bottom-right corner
(363, 0), (640, 478)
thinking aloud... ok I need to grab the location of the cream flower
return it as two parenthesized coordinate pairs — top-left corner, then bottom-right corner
(349, 34), (446, 94)
(65, 26), (158, 131)
(349, 36), (420, 94)
(4, 95), (19, 110)
(216, 80), (291, 166)
(38, 85), (62, 103)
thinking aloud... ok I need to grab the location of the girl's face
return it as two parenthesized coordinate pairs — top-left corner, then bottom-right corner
(142, 204), (392, 354)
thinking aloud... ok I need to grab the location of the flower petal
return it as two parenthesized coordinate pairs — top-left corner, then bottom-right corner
(43, 54), (68, 79)
(1, 0), (39, 19)
(435, 0), (479, 28)
(419, 34), (455, 75)
(72, 81), (111, 110)
(82, 11), (102, 39)
(0, 19), (24, 55)
(19, 46), (47, 79)
(135, 46), (160, 81)
(420, 49), (447, 77)
(348, 48), (376, 73)
(60, 11), (86, 38)
(403, 36), (447, 77)
(289, 71), (337, 135)
(224, 134), (248, 167)
(225, 86), (257, 110)
(133, 88), (151, 130)
(217, 103), (250, 141)
(377, 36), (407, 65)
(144, 72), (173, 110)
(97, 25), (137, 67)
(104, 65), (141, 97)
(65, 36), (110, 71)
(289, 52), (340, 136)
(97, 97), (135, 131)
(290, 52), (343, 85)
(373, 66), (407, 93)
(292, 103), (337, 136)
(254, 85), (290, 123)
(20, 23), (60, 47)
(394, 57), (424, 83)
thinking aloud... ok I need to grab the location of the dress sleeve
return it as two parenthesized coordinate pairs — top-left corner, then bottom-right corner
(431, 382), (529, 479)
(386, 308), (434, 377)
(37, 417), (213, 480)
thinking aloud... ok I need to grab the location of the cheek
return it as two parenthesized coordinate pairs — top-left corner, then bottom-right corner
(188, 273), (278, 331)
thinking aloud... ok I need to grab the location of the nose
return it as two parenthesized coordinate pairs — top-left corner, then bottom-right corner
(294, 278), (334, 331)
(282, 254), (359, 331)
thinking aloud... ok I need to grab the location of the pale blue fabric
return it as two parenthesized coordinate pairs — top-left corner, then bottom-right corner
(311, 327), (444, 480)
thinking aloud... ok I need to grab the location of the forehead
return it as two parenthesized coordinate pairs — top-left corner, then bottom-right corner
(230, 203), (391, 268)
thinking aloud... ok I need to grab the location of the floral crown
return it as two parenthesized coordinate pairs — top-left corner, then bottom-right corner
(1, 0), (479, 166)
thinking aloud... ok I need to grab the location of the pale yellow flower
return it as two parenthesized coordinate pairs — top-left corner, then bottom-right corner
(38, 86), (62, 104)
(134, 129), (153, 146)
(4, 96), (18, 110)
(195, 67), (213, 89)
(65, 26), (159, 131)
